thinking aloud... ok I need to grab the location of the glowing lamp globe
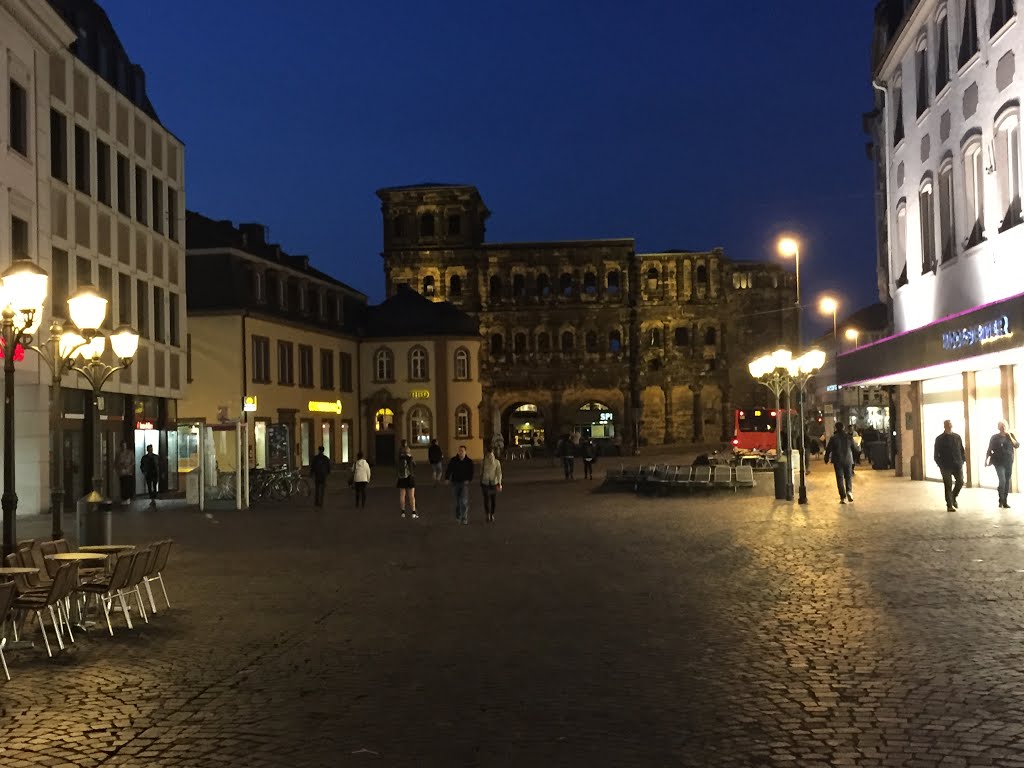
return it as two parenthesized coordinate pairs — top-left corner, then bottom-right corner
(78, 334), (106, 360)
(67, 285), (108, 333)
(110, 325), (140, 361)
(1, 259), (48, 333)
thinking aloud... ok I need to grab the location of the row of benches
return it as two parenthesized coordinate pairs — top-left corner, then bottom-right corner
(602, 463), (757, 495)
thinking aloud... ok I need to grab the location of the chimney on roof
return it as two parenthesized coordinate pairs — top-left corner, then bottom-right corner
(239, 223), (267, 248)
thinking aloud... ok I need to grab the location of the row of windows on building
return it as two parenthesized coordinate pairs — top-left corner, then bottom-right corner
(48, 108), (180, 243)
(380, 403), (475, 443)
(892, 0), (1016, 143)
(893, 105), (1021, 285)
(50, 246), (181, 344)
(250, 268), (352, 326)
(414, 265), (718, 302)
(372, 346), (472, 383)
(487, 326), (719, 356)
(392, 211), (465, 239)
(250, 336), (355, 390)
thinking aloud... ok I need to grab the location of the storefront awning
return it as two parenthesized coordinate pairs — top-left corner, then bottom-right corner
(837, 292), (1024, 387)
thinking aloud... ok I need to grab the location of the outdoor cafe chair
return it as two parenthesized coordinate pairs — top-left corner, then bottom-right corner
(73, 551), (137, 636)
(142, 540), (173, 613)
(691, 465), (713, 491)
(12, 562), (78, 657)
(734, 464), (757, 490)
(115, 549), (152, 628)
(670, 466), (693, 494)
(0, 580), (16, 680)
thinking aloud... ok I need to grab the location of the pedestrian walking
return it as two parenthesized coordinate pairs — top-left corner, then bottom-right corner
(491, 432), (505, 460)
(557, 434), (576, 479)
(823, 422), (854, 504)
(310, 445), (331, 507)
(428, 438), (444, 484)
(351, 451), (371, 508)
(140, 445), (159, 506)
(445, 444), (474, 524)
(986, 420), (1019, 509)
(934, 419), (966, 512)
(480, 447), (503, 523)
(116, 441), (135, 505)
(851, 427), (863, 466)
(580, 437), (597, 480)
(396, 440), (417, 519)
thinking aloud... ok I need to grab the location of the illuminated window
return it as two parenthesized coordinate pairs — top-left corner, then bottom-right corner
(455, 404), (471, 438)
(995, 109), (1021, 233)
(375, 408), (394, 432)
(408, 405), (432, 446)
(374, 347), (394, 381)
(422, 275), (435, 296)
(646, 267), (659, 293)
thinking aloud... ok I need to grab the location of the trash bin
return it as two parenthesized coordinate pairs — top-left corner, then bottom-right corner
(76, 494), (112, 546)
(773, 457), (789, 499)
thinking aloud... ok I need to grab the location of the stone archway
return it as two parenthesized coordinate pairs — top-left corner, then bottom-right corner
(501, 402), (549, 452)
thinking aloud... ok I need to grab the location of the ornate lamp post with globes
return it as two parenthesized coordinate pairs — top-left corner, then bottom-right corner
(28, 285), (138, 541)
(0, 259), (49, 559)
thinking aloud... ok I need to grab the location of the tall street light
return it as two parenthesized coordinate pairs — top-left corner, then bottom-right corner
(28, 285), (131, 541)
(777, 237), (802, 347)
(844, 327), (860, 350)
(819, 295), (840, 423)
(0, 259), (49, 560)
(792, 349), (826, 504)
(749, 349), (794, 500)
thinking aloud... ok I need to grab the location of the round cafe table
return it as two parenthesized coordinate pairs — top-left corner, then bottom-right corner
(78, 545), (135, 553)
(0, 566), (38, 576)
(44, 552), (107, 562)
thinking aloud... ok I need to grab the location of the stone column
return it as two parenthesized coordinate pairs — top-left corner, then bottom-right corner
(1001, 364), (1017, 492)
(963, 370), (975, 487)
(691, 384), (703, 442)
(662, 382), (674, 444)
(720, 390), (732, 443)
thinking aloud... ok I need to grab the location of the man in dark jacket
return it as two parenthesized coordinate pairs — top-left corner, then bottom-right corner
(824, 422), (855, 504)
(427, 438), (444, 485)
(934, 419), (966, 512)
(140, 446), (160, 506)
(986, 420), (1018, 509)
(445, 445), (474, 524)
(310, 446), (331, 507)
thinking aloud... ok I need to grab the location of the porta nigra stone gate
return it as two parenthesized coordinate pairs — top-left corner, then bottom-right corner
(378, 184), (799, 452)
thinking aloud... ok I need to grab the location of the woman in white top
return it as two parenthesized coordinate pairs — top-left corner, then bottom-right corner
(351, 451), (371, 509)
(480, 448), (503, 523)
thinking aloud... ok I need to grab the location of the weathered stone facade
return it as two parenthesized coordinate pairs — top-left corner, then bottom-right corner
(378, 184), (798, 451)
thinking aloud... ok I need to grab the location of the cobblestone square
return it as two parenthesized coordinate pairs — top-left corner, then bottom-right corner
(4, 460), (1024, 767)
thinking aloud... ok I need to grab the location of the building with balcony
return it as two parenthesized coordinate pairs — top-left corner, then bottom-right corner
(843, 0), (1024, 489)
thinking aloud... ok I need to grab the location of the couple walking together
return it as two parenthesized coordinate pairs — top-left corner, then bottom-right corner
(397, 441), (503, 524)
(935, 420), (1019, 511)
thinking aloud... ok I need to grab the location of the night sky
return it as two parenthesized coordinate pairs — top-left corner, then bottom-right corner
(98, 0), (879, 338)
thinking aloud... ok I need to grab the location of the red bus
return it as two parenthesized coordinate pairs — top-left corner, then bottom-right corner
(732, 407), (779, 452)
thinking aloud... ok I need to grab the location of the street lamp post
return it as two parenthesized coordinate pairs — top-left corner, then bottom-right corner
(844, 327), (860, 351)
(819, 295), (840, 423)
(777, 237), (802, 347)
(28, 285), (130, 540)
(0, 259), (49, 560)
(749, 348), (826, 504)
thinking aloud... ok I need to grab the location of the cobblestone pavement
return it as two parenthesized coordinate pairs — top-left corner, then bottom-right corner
(4, 459), (1024, 766)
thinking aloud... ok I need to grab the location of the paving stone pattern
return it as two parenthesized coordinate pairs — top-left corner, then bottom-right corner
(3, 461), (1024, 766)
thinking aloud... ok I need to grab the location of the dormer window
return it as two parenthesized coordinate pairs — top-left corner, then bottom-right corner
(252, 270), (266, 303)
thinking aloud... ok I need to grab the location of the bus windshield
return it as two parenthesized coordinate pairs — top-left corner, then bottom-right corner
(737, 409), (775, 433)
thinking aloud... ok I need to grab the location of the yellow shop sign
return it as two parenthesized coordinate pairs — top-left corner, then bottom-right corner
(242, 395), (258, 412)
(410, 389), (430, 399)
(308, 399), (343, 414)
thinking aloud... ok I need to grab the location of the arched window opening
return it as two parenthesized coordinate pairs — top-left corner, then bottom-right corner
(454, 347), (470, 380)
(696, 264), (708, 283)
(607, 270), (620, 294)
(489, 274), (503, 301)
(583, 272), (597, 295)
(514, 333), (527, 354)
(449, 274), (463, 298)
(409, 346), (429, 381)
(374, 348), (394, 381)
(419, 212), (435, 237)
(537, 273), (551, 298)
(537, 332), (550, 353)
(374, 408), (394, 432)
(995, 110), (1021, 233)
(490, 333), (504, 356)
(649, 328), (661, 347)
(674, 327), (689, 347)
(963, 141), (985, 248)
(561, 330), (575, 352)
(609, 330), (622, 353)
(585, 330), (598, 353)
(455, 404), (472, 438)
(422, 275), (435, 297)
(512, 273), (526, 298)
(559, 273), (573, 297)
(704, 327), (717, 346)
(646, 267), (659, 292)
(408, 406), (432, 446)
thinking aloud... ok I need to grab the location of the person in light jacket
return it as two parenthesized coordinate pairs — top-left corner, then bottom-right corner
(823, 422), (854, 504)
(480, 447), (503, 523)
(351, 451), (371, 509)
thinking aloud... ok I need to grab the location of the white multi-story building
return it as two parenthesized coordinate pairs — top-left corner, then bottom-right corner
(2, 0), (185, 516)
(843, 0), (1024, 489)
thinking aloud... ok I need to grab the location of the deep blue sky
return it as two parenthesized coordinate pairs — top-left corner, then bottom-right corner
(100, 0), (879, 337)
